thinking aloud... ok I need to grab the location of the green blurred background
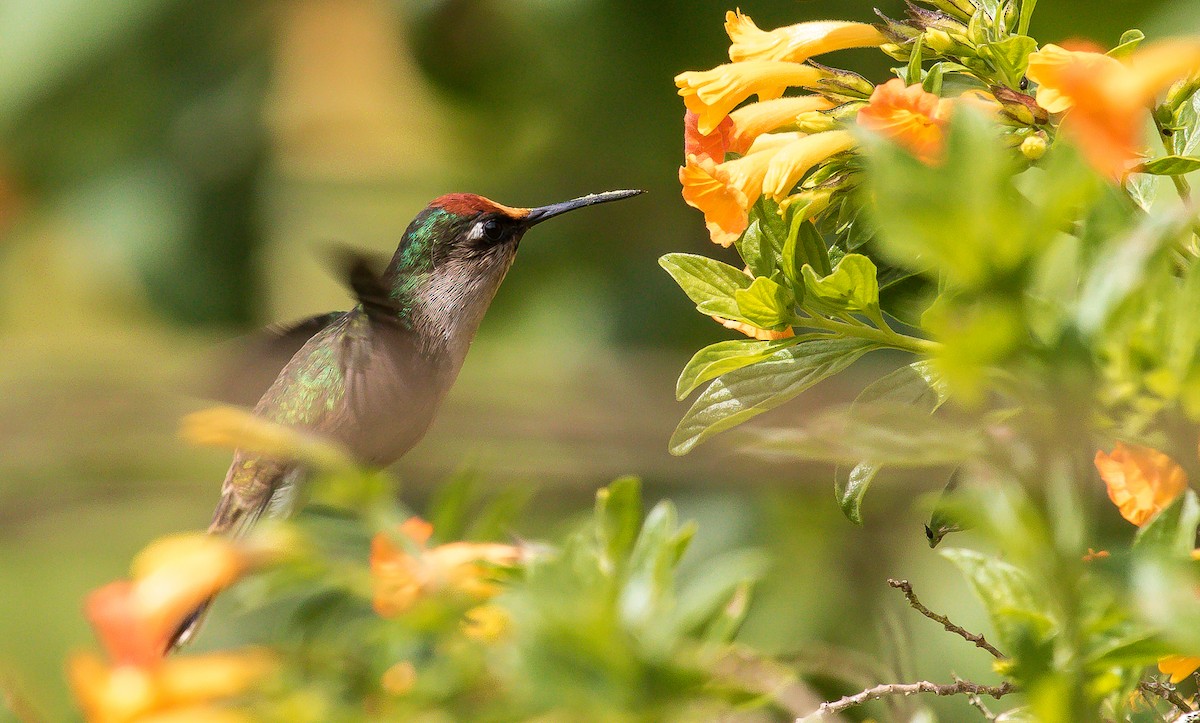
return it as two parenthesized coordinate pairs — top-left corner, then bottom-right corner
(1, 0), (1197, 718)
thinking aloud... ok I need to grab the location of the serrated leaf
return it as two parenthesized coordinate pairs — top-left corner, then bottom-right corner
(940, 547), (1054, 649)
(669, 338), (878, 455)
(676, 337), (805, 400)
(1133, 489), (1200, 556)
(659, 253), (752, 308)
(734, 276), (797, 329)
(801, 253), (881, 317)
(1137, 155), (1200, 176)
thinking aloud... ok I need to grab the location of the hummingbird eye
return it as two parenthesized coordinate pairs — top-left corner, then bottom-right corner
(480, 217), (506, 242)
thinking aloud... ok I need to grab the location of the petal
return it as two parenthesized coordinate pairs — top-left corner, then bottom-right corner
(726, 10), (885, 63)
(676, 61), (827, 134)
(762, 130), (856, 199)
(728, 96), (837, 153)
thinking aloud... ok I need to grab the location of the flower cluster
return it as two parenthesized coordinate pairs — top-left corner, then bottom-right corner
(674, 7), (1200, 340)
(71, 534), (278, 722)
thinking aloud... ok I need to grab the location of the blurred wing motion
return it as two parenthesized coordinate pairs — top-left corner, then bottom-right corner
(175, 250), (418, 648)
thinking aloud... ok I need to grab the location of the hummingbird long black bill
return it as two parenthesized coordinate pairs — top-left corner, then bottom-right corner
(522, 189), (644, 226)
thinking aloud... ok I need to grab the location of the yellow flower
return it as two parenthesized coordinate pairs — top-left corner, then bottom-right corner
(1158, 654), (1200, 684)
(679, 132), (802, 247)
(179, 406), (353, 471)
(676, 61), (826, 135)
(762, 130), (857, 199)
(1094, 442), (1188, 527)
(380, 661), (416, 696)
(85, 535), (252, 667)
(68, 648), (274, 723)
(727, 96), (838, 154)
(725, 10), (885, 63)
(461, 604), (511, 642)
(370, 517), (524, 617)
(857, 78), (953, 164)
(1027, 40), (1200, 178)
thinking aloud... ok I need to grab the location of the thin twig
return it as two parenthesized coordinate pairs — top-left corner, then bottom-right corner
(802, 680), (1017, 719)
(1140, 679), (1195, 715)
(955, 674), (997, 721)
(887, 579), (1005, 659)
(714, 648), (840, 720)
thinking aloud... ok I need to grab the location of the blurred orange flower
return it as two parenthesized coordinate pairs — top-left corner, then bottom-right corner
(679, 132), (802, 247)
(68, 648), (274, 723)
(1027, 40), (1200, 178)
(1158, 654), (1200, 684)
(676, 61), (826, 135)
(857, 79), (953, 164)
(370, 517), (524, 617)
(85, 535), (251, 666)
(1094, 442), (1188, 526)
(725, 10), (885, 64)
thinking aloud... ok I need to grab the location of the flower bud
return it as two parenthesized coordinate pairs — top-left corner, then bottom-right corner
(1020, 134), (1047, 160)
(923, 0), (977, 22)
(810, 62), (875, 99)
(879, 42), (910, 61)
(924, 28), (974, 56)
(794, 110), (838, 133)
(990, 86), (1049, 126)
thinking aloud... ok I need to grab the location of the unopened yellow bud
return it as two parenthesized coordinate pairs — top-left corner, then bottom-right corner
(794, 110), (838, 133)
(1020, 134), (1047, 160)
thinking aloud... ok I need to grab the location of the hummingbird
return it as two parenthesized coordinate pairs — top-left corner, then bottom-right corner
(174, 189), (643, 647)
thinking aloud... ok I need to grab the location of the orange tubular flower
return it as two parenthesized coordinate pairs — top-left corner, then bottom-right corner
(370, 517), (524, 617)
(725, 10), (886, 64)
(69, 649), (274, 723)
(762, 130), (857, 199)
(727, 96), (838, 154)
(679, 132), (802, 247)
(1158, 655), (1200, 684)
(85, 535), (251, 666)
(1094, 442), (1188, 526)
(676, 61), (826, 135)
(857, 78), (953, 164)
(684, 111), (736, 164)
(1027, 40), (1200, 178)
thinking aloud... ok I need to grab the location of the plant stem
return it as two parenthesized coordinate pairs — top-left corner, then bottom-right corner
(1152, 112), (1200, 253)
(797, 313), (938, 355)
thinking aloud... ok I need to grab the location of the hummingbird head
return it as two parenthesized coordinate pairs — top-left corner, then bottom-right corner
(387, 189), (643, 355)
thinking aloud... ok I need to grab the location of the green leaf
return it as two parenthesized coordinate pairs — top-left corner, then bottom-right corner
(676, 337), (804, 400)
(906, 34), (925, 86)
(864, 108), (1024, 288)
(782, 216), (832, 290)
(1086, 632), (1172, 671)
(733, 276), (797, 329)
(1133, 489), (1200, 556)
(801, 253), (881, 318)
(595, 476), (643, 572)
(982, 35), (1037, 88)
(743, 401), (983, 466)
(922, 61), (972, 95)
(670, 549), (768, 640)
(659, 253), (752, 308)
(1107, 28), (1144, 59)
(940, 547), (1054, 649)
(1017, 0), (1037, 36)
(836, 462), (880, 526)
(1137, 155), (1200, 176)
(834, 361), (948, 523)
(669, 338), (877, 455)
(737, 199), (787, 278)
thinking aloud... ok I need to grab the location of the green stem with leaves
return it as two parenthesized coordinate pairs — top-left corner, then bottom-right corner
(796, 312), (939, 356)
